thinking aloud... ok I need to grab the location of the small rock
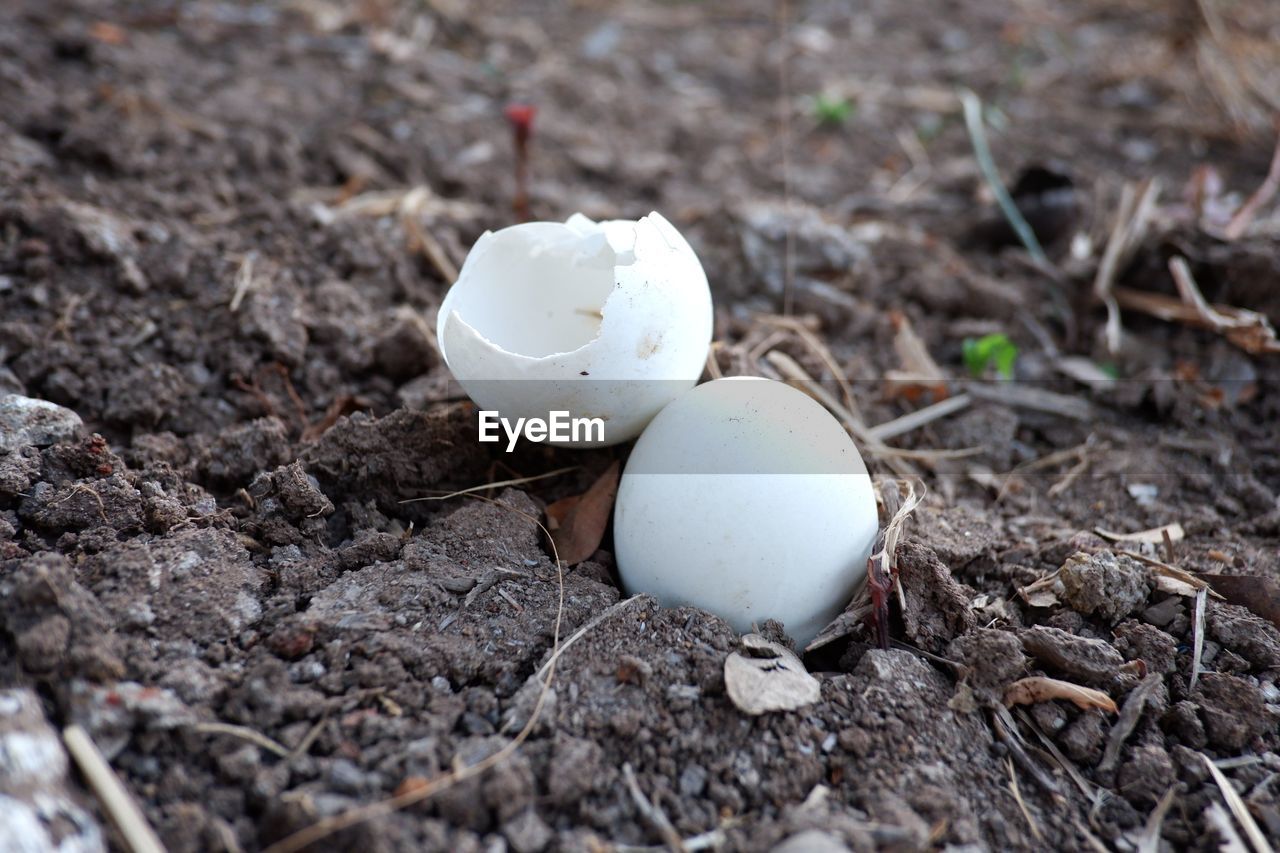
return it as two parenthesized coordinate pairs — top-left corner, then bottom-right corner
(771, 830), (852, 853)
(0, 394), (84, 451)
(502, 808), (553, 853)
(1127, 483), (1158, 506)
(1141, 596), (1183, 629)
(1059, 550), (1149, 623)
(0, 688), (105, 853)
(327, 758), (367, 795)
(679, 763), (708, 797)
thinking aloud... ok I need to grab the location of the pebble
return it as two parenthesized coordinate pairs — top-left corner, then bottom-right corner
(0, 394), (84, 452)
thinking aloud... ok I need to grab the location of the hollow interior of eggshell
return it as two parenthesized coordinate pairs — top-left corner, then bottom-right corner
(449, 225), (617, 359)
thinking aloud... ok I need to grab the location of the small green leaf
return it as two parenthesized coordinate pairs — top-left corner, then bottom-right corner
(962, 333), (1019, 379)
(811, 94), (854, 127)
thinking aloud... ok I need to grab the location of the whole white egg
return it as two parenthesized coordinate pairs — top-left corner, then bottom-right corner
(436, 211), (712, 446)
(613, 377), (878, 647)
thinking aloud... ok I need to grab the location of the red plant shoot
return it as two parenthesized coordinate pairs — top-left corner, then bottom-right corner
(504, 103), (535, 223)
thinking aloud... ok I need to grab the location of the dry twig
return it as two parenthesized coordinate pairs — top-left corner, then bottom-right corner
(191, 722), (291, 759)
(1092, 180), (1161, 353)
(623, 762), (686, 851)
(1224, 125), (1280, 240)
(1202, 755), (1275, 853)
(1135, 787), (1178, 853)
(63, 725), (166, 853)
(866, 394), (972, 442)
(1006, 758), (1045, 843)
(1190, 587), (1208, 693)
(229, 252), (256, 312)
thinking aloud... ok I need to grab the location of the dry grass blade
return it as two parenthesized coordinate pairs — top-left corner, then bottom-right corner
(1004, 677), (1117, 713)
(867, 394), (971, 442)
(537, 596), (641, 682)
(263, 493), (568, 853)
(623, 762), (686, 851)
(1190, 587), (1208, 693)
(766, 349), (918, 479)
(1135, 787), (1177, 853)
(1120, 550), (1223, 598)
(1112, 284), (1280, 354)
(759, 314), (860, 417)
(1099, 673), (1162, 773)
(1013, 708), (1100, 805)
(400, 186), (459, 284)
(1205, 801), (1252, 853)
(1092, 179), (1160, 353)
(989, 705), (1060, 795)
(963, 382), (1093, 421)
(1006, 758), (1045, 843)
(400, 466), (578, 503)
(229, 251), (256, 312)
(191, 722), (291, 759)
(878, 478), (924, 566)
(1195, 0), (1280, 123)
(63, 724), (167, 853)
(958, 88), (1048, 264)
(1202, 754), (1276, 853)
(1224, 126), (1280, 240)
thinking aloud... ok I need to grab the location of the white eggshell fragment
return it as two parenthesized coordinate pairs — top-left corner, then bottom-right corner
(613, 377), (878, 647)
(436, 212), (712, 446)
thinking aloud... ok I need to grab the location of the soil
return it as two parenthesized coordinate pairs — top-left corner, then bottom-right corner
(3, 1), (1280, 851)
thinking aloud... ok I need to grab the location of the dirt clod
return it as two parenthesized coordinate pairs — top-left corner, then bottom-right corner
(1193, 673), (1270, 751)
(1058, 551), (1151, 624)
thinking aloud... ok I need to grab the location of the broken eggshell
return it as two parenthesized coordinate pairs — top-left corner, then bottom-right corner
(436, 212), (713, 446)
(613, 377), (879, 647)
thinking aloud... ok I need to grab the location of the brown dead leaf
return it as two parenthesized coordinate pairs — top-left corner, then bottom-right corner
(1003, 677), (1117, 713)
(544, 495), (580, 528)
(546, 461), (619, 565)
(884, 311), (949, 403)
(1202, 574), (1280, 631)
(724, 634), (821, 715)
(1095, 523), (1185, 545)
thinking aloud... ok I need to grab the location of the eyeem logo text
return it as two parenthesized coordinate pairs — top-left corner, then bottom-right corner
(478, 411), (605, 451)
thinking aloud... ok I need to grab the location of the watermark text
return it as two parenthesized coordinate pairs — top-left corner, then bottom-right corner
(478, 410), (605, 451)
